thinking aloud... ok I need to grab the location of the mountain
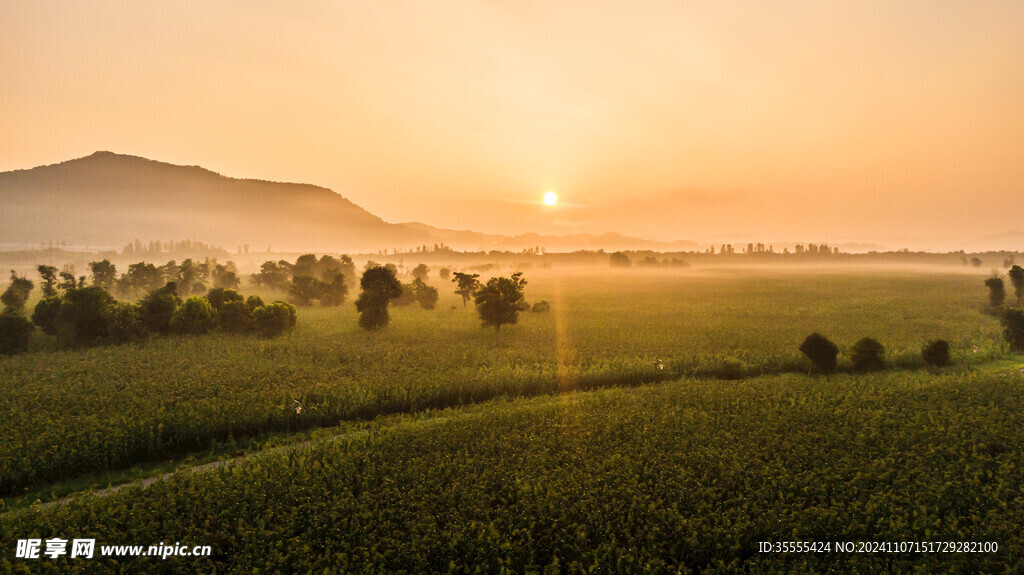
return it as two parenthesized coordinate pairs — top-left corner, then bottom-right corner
(0, 151), (430, 253)
(0, 152), (702, 255)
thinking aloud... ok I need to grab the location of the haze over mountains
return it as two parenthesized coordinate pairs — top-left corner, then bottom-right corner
(0, 152), (708, 254)
(0, 152), (1020, 254)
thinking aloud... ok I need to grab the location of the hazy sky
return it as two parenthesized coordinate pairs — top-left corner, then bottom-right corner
(2, 1), (1022, 246)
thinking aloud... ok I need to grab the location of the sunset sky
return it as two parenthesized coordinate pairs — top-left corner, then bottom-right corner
(2, 1), (1023, 247)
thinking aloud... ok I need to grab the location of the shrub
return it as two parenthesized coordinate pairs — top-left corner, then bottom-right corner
(921, 339), (951, 367)
(140, 283), (181, 334)
(531, 301), (551, 313)
(171, 297), (219, 335)
(0, 310), (33, 354)
(246, 295), (265, 312)
(253, 302), (297, 338)
(108, 301), (147, 344)
(850, 337), (886, 371)
(391, 283), (416, 306)
(1002, 308), (1024, 352)
(31, 297), (63, 336)
(219, 300), (254, 333)
(206, 287), (243, 310)
(799, 333), (839, 374)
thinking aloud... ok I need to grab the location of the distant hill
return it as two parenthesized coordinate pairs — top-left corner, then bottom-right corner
(0, 151), (430, 253)
(0, 152), (705, 255)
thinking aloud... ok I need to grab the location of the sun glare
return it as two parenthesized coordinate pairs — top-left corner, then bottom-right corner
(542, 191), (558, 206)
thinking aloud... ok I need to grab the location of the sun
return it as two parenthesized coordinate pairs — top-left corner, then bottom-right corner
(542, 191), (558, 206)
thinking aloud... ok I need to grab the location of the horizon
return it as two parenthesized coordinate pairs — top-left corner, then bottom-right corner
(2, 2), (1024, 249)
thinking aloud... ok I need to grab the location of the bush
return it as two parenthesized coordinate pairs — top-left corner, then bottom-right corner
(253, 302), (297, 338)
(246, 295), (265, 312)
(531, 301), (551, 313)
(206, 287), (243, 310)
(1002, 308), (1024, 352)
(108, 301), (147, 344)
(219, 300), (254, 333)
(391, 283), (416, 306)
(850, 337), (886, 371)
(921, 339), (951, 367)
(170, 297), (219, 335)
(31, 297), (63, 336)
(799, 333), (839, 374)
(0, 310), (33, 354)
(140, 283), (181, 334)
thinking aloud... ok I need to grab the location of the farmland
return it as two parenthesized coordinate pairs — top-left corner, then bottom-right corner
(2, 366), (1023, 572)
(0, 268), (1008, 497)
(1, 265), (1021, 571)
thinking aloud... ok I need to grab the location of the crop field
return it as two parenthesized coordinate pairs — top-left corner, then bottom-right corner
(3, 366), (1023, 573)
(0, 268), (1008, 499)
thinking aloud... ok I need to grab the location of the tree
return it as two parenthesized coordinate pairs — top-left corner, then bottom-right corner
(289, 276), (323, 306)
(412, 278), (439, 310)
(55, 286), (116, 346)
(170, 297), (218, 335)
(213, 264), (240, 289)
(451, 272), (481, 307)
(610, 252), (632, 268)
(985, 276), (1006, 307)
(1009, 265), (1024, 305)
(139, 283), (182, 334)
(253, 301), (297, 337)
(320, 274), (348, 307)
(799, 333), (839, 373)
(971, 257), (983, 267)
(439, 267), (452, 281)
(922, 339), (951, 367)
(355, 266), (402, 331)
(89, 259), (117, 289)
(473, 272), (527, 332)
(293, 254), (318, 278)
(1002, 308), (1024, 352)
(127, 263), (163, 297)
(412, 264), (430, 281)
(0, 310), (33, 355)
(206, 288), (243, 310)
(531, 300), (551, 313)
(32, 297), (63, 336)
(1, 271), (34, 313)
(850, 337), (886, 371)
(37, 265), (59, 298)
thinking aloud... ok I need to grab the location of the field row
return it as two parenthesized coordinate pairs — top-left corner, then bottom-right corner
(3, 367), (1023, 573)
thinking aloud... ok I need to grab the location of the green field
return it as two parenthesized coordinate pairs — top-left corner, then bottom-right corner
(3, 367), (1023, 573)
(0, 268), (1007, 496)
(1, 266), (1020, 572)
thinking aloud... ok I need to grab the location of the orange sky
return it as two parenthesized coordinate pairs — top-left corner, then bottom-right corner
(2, 1), (1022, 247)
